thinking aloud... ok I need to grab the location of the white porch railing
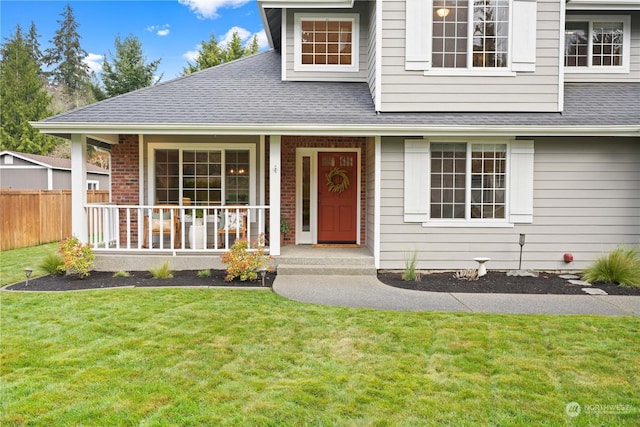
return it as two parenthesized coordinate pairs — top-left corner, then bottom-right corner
(86, 204), (270, 252)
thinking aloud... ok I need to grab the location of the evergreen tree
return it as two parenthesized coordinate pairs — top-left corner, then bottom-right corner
(183, 30), (260, 75)
(26, 22), (44, 74)
(99, 35), (161, 97)
(0, 26), (57, 154)
(183, 33), (223, 74)
(44, 3), (89, 93)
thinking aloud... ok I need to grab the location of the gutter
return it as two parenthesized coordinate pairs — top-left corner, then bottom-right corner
(30, 121), (640, 139)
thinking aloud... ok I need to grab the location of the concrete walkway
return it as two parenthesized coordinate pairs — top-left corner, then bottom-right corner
(272, 275), (640, 316)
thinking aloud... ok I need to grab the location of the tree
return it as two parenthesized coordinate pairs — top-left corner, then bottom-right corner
(0, 25), (57, 154)
(183, 31), (260, 75)
(44, 3), (90, 94)
(99, 35), (161, 97)
(26, 22), (44, 74)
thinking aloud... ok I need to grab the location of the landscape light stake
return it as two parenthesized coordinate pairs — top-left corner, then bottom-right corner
(24, 267), (33, 286)
(258, 267), (267, 287)
(518, 234), (526, 270)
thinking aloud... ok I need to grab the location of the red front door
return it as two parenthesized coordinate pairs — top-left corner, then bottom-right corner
(317, 152), (357, 243)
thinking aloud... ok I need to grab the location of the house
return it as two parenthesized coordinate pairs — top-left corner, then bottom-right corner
(33, 0), (639, 272)
(0, 150), (109, 191)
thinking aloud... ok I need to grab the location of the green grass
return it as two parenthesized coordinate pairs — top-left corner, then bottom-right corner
(0, 242), (59, 286)
(2, 289), (638, 426)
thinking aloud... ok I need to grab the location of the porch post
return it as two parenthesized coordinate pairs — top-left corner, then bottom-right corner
(269, 135), (281, 255)
(71, 134), (88, 242)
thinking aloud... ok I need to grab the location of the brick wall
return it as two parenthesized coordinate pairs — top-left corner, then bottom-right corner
(112, 134), (140, 244)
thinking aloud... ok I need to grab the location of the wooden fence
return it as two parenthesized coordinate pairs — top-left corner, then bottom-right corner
(0, 189), (109, 251)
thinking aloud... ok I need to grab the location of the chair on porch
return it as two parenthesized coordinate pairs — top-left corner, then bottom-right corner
(142, 205), (181, 248)
(217, 206), (247, 248)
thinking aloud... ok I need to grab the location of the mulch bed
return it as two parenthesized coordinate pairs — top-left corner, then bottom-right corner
(5, 270), (274, 292)
(5, 270), (640, 296)
(377, 271), (640, 296)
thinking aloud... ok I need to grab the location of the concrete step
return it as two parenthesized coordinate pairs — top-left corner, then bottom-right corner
(277, 264), (377, 276)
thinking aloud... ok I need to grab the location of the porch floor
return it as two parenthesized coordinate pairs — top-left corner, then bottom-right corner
(93, 245), (375, 273)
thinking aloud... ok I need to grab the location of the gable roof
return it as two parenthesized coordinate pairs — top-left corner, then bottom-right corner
(34, 51), (640, 137)
(0, 151), (109, 174)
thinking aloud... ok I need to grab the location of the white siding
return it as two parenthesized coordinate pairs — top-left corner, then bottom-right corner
(565, 11), (640, 83)
(380, 0), (562, 112)
(379, 136), (640, 271)
(365, 137), (376, 254)
(366, 0), (377, 106)
(283, 3), (371, 82)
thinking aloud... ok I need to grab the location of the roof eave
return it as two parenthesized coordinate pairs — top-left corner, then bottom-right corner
(30, 121), (640, 138)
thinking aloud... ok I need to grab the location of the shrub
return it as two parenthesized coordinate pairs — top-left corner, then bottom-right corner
(113, 271), (130, 278)
(58, 236), (95, 279)
(582, 246), (640, 288)
(39, 253), (64, 276)
(197, 269), (211, 278)
(402, 251), (419, 281)
(149, 261), (173, 279)
(220, 238), (272, 282)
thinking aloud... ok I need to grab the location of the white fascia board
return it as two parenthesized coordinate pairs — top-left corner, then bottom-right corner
(258, 7), (275, 49)
(30, 121), (640, 138)
(567, 0), (640, 10)
(259, 0), (354, 8)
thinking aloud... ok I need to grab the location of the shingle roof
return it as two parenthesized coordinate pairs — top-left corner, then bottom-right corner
(38, 50), (639, 130)
(1, 151), (109, 174)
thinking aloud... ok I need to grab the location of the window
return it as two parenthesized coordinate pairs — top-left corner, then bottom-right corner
(404, 139), (534, 225)
(432, 0), (509, 69)
(406, 0), (537, 73)
(565, 16), (630, 72)
(430, 143), (506, 220)
(87, 181), (99, 190)
(294, 14), (359, 72)
(154, 148), (251, 206)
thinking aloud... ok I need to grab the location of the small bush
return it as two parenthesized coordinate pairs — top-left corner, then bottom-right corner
(149, 261), (173, 279)
(197, 269), (211, 278)
(58, 236), (95, 279)
(113, 271), (130, 278)
(220, 238), (271, 282)
(582, 246), (640, 288)
(402, 251), (419, 281)
(39, 253), (64, 275)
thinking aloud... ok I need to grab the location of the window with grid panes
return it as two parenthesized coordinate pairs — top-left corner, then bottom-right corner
(430, 143), (506, 220)
(154, 149), (249, 206)
(565, 18), (627, 69)
(432, 0), (509, 69)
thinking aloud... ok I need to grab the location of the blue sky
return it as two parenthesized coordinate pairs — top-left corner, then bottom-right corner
(1, 0), (269, 81)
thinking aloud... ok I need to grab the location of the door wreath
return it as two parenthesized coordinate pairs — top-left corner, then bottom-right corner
(326, 167), (350, 193)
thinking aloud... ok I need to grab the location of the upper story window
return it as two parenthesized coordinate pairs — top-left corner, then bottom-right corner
(294, 13), (359, 72)
(406, 0), (536, 74)
(432, 0), (509, 69)
(565, 16), (631, 72)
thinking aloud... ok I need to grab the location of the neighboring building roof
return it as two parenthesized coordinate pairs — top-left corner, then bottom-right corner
(35, 51), (640, 135)
(0, 151), (109, 174)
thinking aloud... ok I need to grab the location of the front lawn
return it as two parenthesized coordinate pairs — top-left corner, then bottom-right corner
(0, 242), (59, 286)
(2, 289), (638, 425)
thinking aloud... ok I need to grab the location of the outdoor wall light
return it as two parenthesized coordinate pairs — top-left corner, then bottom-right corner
(24, 267), (33, 286)
(518, 234), (526, 270)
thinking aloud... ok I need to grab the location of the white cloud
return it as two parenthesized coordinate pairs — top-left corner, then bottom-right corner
(84, 53), (103, 73)
(220, 26), (251, 47)
(178, 0), (251, 19)
(147, 24), (170, 36)
(254, 30), (269, 50)
(183, 45), (200, 62)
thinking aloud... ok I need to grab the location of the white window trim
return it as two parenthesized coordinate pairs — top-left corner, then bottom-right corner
(408, 0), (537, 75)
(147, 142), (256, 209)
(87, 180), (99, 190)
(293, 13), (360, 73)
(404, 138), (534, 228)
(564, 15), (631, 74)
